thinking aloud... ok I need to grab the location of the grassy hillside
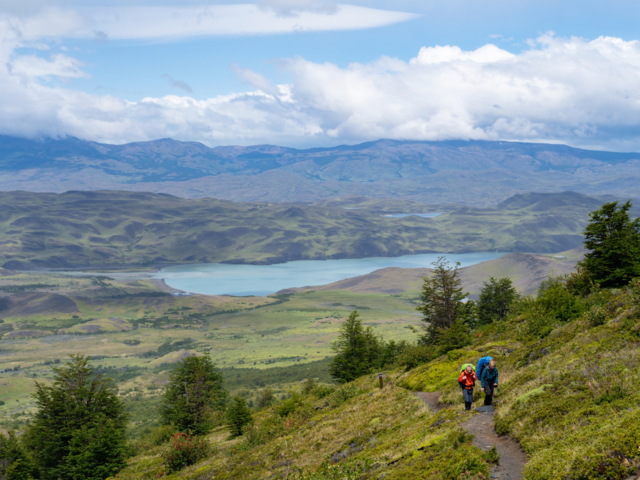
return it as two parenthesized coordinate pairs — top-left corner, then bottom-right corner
(0, 190), (632, 268)
(109, 279), (640, 480)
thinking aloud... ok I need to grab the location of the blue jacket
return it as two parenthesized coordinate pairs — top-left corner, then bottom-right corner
(476, 356), (493, 378)
(480, 366), (499, 389)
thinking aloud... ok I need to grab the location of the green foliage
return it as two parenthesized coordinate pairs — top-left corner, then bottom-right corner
(226, 396), (254, 438)
(478, 276), (519, 325)
(328, 311), (383, 383)
(275, 392), (306, 418)
(433, 317), (472, 353)
(397, 344), (439, 370)
(256, 388), (275, 409)
(417, 257), (469, 345)
(23, 354), (127, 480)
(326, 384), (364, 408)
(160, 433), (211, 473)
(537, 278), (584, 323)
(0, 431), (35, 480)
(580, 200), (640, 288)
(160, 353), (227, 436)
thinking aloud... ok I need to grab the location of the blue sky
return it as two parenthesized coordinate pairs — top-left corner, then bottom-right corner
(4, 0), (640, 149)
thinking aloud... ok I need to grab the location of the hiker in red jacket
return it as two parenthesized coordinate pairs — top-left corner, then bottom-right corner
(458, 365), (477, 411)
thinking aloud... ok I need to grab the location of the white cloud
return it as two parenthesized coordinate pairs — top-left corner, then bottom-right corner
(72, 5), (418, 40)
(231, 64), (280, 97)
(256, 0), (339, 17)
(5, 33), (640, 150)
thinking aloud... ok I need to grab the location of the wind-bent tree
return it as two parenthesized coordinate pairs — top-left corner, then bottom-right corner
(478, 276), (519, 325)
(417, 257), (469, 344)
(23, 355), (128, 480)
(329, 310), (382, 383)
(580, 200), (640, 288)
(160, 353), (227, 435)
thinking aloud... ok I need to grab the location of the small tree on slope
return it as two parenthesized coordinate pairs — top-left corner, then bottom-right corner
(478, 276), (519, 325)
(580, 200), (640, 289)
(329, 310), (382, 383)
(160, 353), (227, 436)
(23, 355), (128, 480)
(417, 257), (469, 345)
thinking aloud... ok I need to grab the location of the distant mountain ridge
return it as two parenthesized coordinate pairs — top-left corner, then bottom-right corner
(1, 136), (640, 205)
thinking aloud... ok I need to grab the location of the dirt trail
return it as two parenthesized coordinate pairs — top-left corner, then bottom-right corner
(416, 392), (527, 480)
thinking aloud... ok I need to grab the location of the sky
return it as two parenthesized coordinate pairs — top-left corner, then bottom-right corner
(3, 0), (640, 150)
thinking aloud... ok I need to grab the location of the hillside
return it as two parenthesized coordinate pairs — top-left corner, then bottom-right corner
(1, 136), (640, 205)
(277, 249), (583, 297)
(0, 190), (632, 269)
(110, 279), (640, 480)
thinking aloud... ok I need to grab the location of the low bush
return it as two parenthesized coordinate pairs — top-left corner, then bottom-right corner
(160, 433), (211, 473)
(396, 344), (437, 370)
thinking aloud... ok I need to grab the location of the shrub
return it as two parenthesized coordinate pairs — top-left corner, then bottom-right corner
(327, 384), (364, 408)
(309, 384), (335, 399)
(256, 388), (275, 409)
(397, 344), (438, 371)
(160, 433), (211, 473)
(275, 392), (306, 417)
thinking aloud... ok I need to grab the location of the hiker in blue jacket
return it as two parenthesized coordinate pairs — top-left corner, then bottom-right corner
(476, 356), (493, 379)
(480, 359), (499, 406)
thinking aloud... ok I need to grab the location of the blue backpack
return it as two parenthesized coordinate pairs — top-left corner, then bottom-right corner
(476, 356), (493, 381)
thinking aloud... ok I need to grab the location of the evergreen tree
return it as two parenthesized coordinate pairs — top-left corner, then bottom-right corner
(328, 310), (382, 383)
(226, 397), (253, 438)
(0, 431), (35, 480)
(417, 257), (469, 344)
(478, 276), (519, 325)
(434, 317), (472, 353)
(581, 200), (640, 288)
(160, 353), (227, 436)
(23, 355), (127, 480)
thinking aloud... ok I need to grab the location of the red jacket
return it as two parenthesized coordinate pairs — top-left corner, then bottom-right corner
(458, 370), (477, 390)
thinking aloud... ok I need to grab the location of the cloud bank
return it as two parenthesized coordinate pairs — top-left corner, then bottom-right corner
(4, 10), (640, 150)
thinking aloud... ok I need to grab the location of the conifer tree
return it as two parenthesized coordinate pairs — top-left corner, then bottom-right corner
(580, 200), (640, 288)
(478, 276), (519, 325)
(417, 257), (469, 344)
(226, 397), (253, 438)
(23, 355), (127, 480)
(160, 353), (227, 435)
(328, 310), (382, 383)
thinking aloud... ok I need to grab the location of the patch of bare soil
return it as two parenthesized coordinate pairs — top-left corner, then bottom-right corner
(416, 392), (527, 480)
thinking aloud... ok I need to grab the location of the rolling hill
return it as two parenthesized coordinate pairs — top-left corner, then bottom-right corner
(276, 249), (583, 297)
(1, 136), (640, 205)
(0, 190), (633, 269)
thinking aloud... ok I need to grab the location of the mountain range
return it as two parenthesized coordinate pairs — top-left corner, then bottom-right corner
(1, 136), (640, 205)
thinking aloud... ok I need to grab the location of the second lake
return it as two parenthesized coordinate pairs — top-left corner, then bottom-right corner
(158, 252), (507, 296)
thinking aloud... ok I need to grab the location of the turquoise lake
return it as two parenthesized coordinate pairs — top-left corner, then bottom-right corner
(158, 252), (507, 297)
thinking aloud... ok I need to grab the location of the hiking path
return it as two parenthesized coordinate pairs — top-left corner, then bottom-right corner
(415, 392), (527, 480)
